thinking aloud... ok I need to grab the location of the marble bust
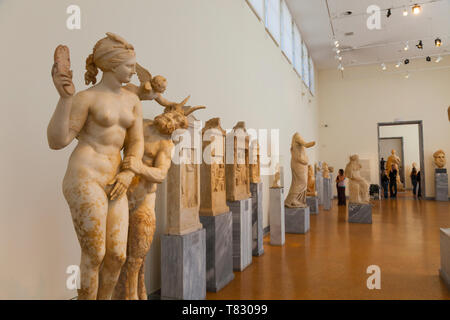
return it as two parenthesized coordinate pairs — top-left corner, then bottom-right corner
(433, 149), (446, 169)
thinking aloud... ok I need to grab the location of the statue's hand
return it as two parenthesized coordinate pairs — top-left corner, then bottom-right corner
(51, 63), (74, 98)
(108, 170), (134, 200)
(122, 156), (143, 175)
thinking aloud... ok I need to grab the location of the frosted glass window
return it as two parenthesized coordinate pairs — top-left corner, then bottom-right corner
(302, 42), (309, 88)
(309, 57), (315, 95)
(293, 24), (302, 77)
(265, 0), (281, 45)
(247, 0), (264, 20)
(280, 1), (293, 63)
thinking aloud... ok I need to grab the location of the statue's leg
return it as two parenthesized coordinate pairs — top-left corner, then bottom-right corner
(63, 180), (108, 300)
(97, 195), (129, 300)
(112, 260), (128, 300)
(125, 194), (156, 300)
(138, 255), (147, 300)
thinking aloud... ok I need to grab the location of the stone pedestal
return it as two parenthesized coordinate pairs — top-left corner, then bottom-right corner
(323, 178), (332, 211)
(199, 212), (234, 292)
(329, 173), (334, 200)
(227, 199), (252, 271)
(440, 228), (450, 290)
(316, 172), (324, 205)
(285, 207), (310, 234)
(161, 228), (206, 300)
(269, 188), (285, 246)
(250, 182), (264, 256)
(348, 203), (372, 224)
(435, 169), (448, 202)
(306, 196), (319, 214)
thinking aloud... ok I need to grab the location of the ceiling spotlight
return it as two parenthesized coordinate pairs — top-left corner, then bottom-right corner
(412, 4), (421, 15)
(381, 63), (387, 70)
(405, 72), (410, 79)
(335, 55), (343, 61)
(387, 9), (392, 18)
(436, 56), (443, 63)
(334, 48), (341, 54)
(403, 8), (408, 16)
(395, 61), (402, 68)
(338, 64), (344, 71)
(435, 38), (442, 47)
(404, 59), (410, 65)
(334, 40), (340, 48)
(426, 56), (431, 62)
(416, 40), (423, 49)
(404, 42), (409, 51)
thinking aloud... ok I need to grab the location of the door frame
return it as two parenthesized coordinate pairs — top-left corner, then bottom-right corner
(377, 120), (425, 196)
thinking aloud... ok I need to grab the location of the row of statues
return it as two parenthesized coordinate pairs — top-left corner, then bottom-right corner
(48, 33), (265, 300)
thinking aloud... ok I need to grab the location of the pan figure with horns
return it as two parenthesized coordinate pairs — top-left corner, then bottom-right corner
(113, 64), (205, 300)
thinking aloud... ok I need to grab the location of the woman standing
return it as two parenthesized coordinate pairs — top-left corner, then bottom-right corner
(47, 33), (144, 299)
(410, 166), (418, 197)
(336, 169), (346, 206)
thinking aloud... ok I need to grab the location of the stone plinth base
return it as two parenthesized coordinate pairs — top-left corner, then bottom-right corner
(348, 203), (372, 224)
(306, 196), (319, 214)
(440, 228), (450, 290)
(199, 212), (234, 292)
(435, 169), (448, 202)
(323, 178), (332, 211)
(316, 172), (324, 205)
(285, 206), (310, 234)
(269, 188), (285, 246)
(250, 182), (264, 256)
(161, 228), (206, 300)
(227, 199), (252, 271)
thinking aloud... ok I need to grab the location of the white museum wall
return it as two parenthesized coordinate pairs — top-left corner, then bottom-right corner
(318, 59), (450, 198)
(379, 124), (421, 189)
(0, 0), (319, 299)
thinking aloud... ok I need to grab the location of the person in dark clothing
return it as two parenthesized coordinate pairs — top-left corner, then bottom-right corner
(389, 164), (398, 198)
(417, 170), (422, 198)
(381, 170), (389, 199)
(410, 167), (418, 197)
(336, 169), (346, 206)
(380, 157), (386, 172)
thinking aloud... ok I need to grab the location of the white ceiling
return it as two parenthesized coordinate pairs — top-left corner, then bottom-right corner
(287, 0), (450, 70)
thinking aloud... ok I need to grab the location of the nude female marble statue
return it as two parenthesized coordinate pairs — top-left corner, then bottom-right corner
(285, 133), (315, 208)
(344, 155), (370, 204)
(47, 33), (144, 300)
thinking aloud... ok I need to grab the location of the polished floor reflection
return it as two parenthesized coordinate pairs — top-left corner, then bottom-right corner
(207, 194), (450, 300)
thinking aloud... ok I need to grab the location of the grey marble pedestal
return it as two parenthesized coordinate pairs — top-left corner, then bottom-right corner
(329, 174), (334, 200)
(316, 172), (324, 205)
(250, 182), (264, 256)
(269, 188), (285, 246)
(199, 212), (234, 292)
(306, 196), (319, 214)
(435, 169), (448, 202)
(227, 199), (252, 271)
(285, 207), (310, 234)
(323, 178), (332, 211)
(440, 228), (450, 290)
(348, 203), (372, 224)
(161, 228), (206, 300)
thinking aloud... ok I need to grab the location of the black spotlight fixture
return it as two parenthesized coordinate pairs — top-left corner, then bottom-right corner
(426, 56), (431, 62)
(404, 59), (410, 65)
(435, 38), (442, 47)
(416, 40), (423, 49)
(387, 8), (392, 17)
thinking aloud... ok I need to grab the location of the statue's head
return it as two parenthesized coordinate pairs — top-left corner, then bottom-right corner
(433, 149), (446, 168)
(151, 75), (167, 93)
(85, 32), (136, 85)
(154, 96), (205, 135)
(391, 149), (396, 155)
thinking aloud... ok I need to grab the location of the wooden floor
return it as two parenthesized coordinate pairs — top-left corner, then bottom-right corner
(207, 194), (450, 300)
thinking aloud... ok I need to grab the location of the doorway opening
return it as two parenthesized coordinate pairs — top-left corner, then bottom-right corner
(377, 121), (425, 197)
